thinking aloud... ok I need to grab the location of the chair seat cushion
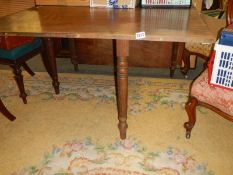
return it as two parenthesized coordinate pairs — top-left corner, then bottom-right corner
(0, 36), (34, 50)
(185, 43), (213, 57)
(191, 69), (233, 116)
(0, 38), (41, 60)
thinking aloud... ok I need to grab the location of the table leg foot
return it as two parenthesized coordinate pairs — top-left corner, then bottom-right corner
(53, 81), (60, 94)
(170, 67), (176, 78)
(118, 122), (128, 140)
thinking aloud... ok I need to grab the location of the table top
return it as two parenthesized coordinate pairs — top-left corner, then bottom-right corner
(0, 6), (216, 43)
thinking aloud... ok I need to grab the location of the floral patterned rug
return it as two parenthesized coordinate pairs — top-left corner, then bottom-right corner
(16, 137), (213, 175)
(1, 70), (232, 175)
(0, 70), (206, 116)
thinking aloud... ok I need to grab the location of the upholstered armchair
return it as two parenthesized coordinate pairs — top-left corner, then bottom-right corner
(184, 0), (233, 138)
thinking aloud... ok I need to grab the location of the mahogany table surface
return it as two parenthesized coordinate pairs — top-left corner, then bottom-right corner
(0, 6), (215, 43)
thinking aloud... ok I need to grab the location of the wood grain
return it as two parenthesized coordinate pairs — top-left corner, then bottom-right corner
(0, 6), (215, 43)
(69, 39), (172, 68)
(35, 0), (89, 6)
(0, 0), (35, 17)
(116, 40), (129, 140)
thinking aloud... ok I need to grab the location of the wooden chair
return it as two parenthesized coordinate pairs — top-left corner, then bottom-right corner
(0, 98), (16, 121)
(184, 0), (233, 138)
(181, 0), (228, 76)
(0, 37), (44, 104)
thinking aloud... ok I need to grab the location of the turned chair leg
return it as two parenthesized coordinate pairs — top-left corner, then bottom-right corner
(184, 96), (198, 139)
(22, 62), (35, 76)
(0, 98), (16, 121)
(181, 49), (190, 78)
(11, 65), (27, 104)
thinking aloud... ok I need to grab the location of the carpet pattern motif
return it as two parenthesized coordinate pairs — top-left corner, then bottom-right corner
(16, 138), (212, 175)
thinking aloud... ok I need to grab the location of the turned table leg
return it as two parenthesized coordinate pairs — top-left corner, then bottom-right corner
(116, 40), (129, 140)
(42, 38), (60, 94)
(69, 38), (79, 72)
(0, 98), (16, 121)
(170, 42), (179, 78)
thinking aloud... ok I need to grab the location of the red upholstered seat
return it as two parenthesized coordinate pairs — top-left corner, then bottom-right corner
(0, 36), (34, 50)
(191, 69), (233, 116)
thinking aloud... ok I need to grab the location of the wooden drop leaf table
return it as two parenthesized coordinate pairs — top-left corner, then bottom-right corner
(0, 6), (215, 139)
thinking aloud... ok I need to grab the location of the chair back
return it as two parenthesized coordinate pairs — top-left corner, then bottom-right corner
(227, 0), (233, 25)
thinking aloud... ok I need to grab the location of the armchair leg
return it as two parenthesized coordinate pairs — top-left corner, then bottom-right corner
(11, 65), (27, 104)
(184, 96), (198, 139)
(180, 49), (190, 78)
(22, 62), (35, 76)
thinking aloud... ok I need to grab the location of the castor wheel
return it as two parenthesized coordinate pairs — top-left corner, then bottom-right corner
(184, 122), (192, 139)
(185, 132), (191, 139)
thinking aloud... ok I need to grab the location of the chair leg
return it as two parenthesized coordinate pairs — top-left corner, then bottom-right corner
(22, 62), (35, 76)
(11, 65), (27, 104)
(184, 96), (198, 139)
(0, 98), (16, 121)
(180, 49), (190, 78)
